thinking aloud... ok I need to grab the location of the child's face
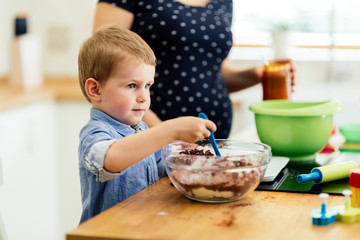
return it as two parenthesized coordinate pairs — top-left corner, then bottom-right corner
(97, 58), (155, 126)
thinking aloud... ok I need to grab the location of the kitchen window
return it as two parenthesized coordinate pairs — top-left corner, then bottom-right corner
(232, 0), (360, 61)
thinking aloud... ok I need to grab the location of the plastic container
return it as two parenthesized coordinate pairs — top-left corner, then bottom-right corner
(339, 123), (360, 143)
(249, 100), (343, 161)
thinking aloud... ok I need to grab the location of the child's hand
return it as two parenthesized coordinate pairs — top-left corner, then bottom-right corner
(103, 116), (216, 172)
(165, 116), (217, 143)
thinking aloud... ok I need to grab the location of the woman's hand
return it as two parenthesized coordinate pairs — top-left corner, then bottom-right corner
(272, 58), (296, 89)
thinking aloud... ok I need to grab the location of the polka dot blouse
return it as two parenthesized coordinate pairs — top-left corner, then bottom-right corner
(98, 0), (234, 138)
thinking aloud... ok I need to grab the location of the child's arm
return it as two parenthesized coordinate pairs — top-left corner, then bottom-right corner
(103, 116), (216, 173)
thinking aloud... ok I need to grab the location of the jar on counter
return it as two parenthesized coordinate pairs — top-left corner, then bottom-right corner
(262, 62), (291, 100)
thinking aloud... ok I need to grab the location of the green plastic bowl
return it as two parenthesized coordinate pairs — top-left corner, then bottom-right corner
(249, 100), (343, 161)
(339, 123), (360, 143)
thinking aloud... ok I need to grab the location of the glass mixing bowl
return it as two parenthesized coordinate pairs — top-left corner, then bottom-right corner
(162, 140), (271, 203)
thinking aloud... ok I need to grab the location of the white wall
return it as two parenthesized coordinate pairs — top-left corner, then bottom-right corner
(0, 0), (95, 77)
(1, 0), (359, 84)
(0, 0), (10, 75)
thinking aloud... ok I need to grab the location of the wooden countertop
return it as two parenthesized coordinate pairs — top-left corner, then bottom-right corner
(66, 177), (359, 240)
(0, 76), (86, 112)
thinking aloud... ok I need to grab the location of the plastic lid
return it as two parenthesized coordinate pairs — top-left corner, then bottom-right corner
(249, 100), (343, 116)
(263, 62), (290, 72)
(349, 168), (360, 188)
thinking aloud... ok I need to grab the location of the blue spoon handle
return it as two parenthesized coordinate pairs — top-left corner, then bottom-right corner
(198, 112), (221, 156)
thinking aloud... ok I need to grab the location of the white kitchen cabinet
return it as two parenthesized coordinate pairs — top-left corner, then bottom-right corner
(0, 101), (90, 240)
(0, 102), (59, 240)
(54, 101), (90, 236)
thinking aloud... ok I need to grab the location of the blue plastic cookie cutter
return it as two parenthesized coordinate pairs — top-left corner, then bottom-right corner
(311, 193), (337, 226)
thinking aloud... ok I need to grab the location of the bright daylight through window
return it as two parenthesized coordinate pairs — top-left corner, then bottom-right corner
(232, 0), (360, 60)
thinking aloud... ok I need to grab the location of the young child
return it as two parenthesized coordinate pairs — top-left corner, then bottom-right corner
(77, 25), (216, 223)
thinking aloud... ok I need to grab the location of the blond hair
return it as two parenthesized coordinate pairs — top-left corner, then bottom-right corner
(78, 24), (156, 102)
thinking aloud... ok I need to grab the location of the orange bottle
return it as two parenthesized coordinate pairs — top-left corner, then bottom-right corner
(262, 62), (291, 100)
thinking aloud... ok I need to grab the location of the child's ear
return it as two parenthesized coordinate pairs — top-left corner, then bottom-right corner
(85, 78), (101, 102)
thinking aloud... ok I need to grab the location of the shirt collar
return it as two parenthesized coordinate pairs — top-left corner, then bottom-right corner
(90, 108), (136, 136)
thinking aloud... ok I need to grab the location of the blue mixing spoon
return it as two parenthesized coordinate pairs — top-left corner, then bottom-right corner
(198, 112), (221, 156)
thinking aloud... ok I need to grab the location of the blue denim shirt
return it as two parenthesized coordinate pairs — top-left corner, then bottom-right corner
(78, 108), (165, 223)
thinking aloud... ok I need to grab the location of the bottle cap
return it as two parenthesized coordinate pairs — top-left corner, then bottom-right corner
(15, 13), (28, 36)
(349, 168), (360, 188)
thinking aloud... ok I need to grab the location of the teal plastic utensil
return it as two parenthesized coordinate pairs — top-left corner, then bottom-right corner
(198, 112), (221, 156)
